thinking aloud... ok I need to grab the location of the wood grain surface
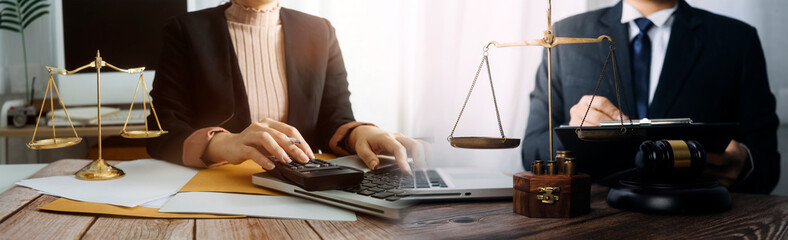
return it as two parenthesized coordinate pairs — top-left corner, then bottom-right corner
(196, 218), (320, 240)
(0, 195), (94, 240)
(82, 218), (193, 240)
(307, 214), (401, 240)
(0, 159), (787, 240)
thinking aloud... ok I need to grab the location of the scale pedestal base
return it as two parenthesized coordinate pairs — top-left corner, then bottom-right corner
(607, 173), (731, 214)
(75, 159), (125, 180)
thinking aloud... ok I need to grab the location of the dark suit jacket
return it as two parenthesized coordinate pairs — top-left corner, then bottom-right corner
(146, 4), (355, 164)
(522, 0), (780, 194)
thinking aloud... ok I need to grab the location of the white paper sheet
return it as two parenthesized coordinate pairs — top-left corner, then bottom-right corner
(158, 192), (357, 221)
(16, 159), (198, 207)
(140, 194), (174, 208)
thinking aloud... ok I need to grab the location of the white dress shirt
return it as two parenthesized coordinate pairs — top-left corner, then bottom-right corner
(620, 1), (678, 104)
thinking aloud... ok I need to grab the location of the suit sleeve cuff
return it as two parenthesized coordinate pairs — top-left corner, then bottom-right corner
(182, 127), (230, 168)
(329, 121), (376, 156)
(732, 142), (755, 188)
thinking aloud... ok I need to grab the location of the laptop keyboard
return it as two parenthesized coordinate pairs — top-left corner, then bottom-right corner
(341, 169), (448, 201)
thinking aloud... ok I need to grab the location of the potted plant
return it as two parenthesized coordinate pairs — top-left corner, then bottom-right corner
(0, 0), (50, 103)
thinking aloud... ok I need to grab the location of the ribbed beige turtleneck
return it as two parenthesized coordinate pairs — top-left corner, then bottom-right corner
(226, 2), (288, 123)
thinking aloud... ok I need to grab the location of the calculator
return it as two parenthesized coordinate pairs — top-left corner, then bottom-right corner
(267, 157), (364, 191)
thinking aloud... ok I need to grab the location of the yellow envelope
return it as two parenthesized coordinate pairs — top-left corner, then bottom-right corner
(178, 153), (337, 195)
(40, 198), (242, 218)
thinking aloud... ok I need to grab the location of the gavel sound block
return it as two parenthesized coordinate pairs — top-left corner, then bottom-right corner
(513, 164), (591, 218)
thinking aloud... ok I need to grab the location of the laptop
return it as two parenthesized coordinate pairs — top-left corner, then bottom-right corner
(252, 155), (513, 219)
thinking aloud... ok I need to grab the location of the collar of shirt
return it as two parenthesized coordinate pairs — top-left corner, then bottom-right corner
(621, 1), (678, 40)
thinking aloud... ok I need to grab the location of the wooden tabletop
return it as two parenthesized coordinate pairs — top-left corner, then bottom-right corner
(0, 160), (786, 240)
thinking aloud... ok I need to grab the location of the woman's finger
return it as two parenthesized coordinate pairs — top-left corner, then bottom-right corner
(355, 141), (380, 170)
(246, 131), (290, 164)
(380, 135), (411, 174)
(240, 146), (276, 170)
(261, 127), (310, 163)
(292, 133), (315, 160)
(265, 119), (315, 159)
(394, 134), (426, 170)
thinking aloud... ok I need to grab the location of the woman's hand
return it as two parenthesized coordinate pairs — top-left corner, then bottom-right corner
(348, 125), (423, 173)
(204, 118), (315, 170)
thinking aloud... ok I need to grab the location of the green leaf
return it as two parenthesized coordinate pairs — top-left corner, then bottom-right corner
(0, 24), (19, 32)
(19, 0), (33, 10)
(21, 8), (44, 28)
(1, 12), (17, 19)
(0, 17), (20, 26)
(0, 7), (17, 16)
(0, 1), (17, 7)
(0, 10), (18, 24)
(21, 0), (42, 15)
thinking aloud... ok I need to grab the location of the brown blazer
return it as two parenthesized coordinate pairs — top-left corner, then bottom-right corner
(147, 4), (356, 164)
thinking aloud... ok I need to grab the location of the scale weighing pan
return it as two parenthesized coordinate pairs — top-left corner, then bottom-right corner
(27, 137), (83, 149)
(449, 137), (520, 149)
(121, 130), (168, 139)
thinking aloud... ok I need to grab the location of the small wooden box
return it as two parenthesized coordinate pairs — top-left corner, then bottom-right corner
(513, 172), (591, 218)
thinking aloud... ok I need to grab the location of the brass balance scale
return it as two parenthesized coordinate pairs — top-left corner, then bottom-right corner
(27, 51), (167, 180)
(448, 0), (629, 163)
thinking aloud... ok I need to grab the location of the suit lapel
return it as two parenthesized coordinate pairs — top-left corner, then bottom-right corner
(203, 4), (249, 128)
(649, 0), (703, 117)
(600, 2), (636, 117)
(280, 8), (304, 124)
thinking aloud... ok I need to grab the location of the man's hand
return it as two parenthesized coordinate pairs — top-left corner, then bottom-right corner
(348, 125), (424, 174)
(705, 140), (749, 187)
(569, 95), (629, 126)
(204, 118), (315, 170)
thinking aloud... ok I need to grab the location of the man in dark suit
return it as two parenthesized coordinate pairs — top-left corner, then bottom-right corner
(522, 0), (780, 194)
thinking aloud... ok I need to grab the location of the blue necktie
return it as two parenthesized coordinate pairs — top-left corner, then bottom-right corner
(631, 18), (654, 119)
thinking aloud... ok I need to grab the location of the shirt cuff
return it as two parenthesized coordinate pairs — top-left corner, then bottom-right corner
(182, 127), (230, 168)
(329, 121), (376, 156)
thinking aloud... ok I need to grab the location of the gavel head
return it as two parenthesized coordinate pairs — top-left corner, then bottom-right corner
(635, 140), (705, 179)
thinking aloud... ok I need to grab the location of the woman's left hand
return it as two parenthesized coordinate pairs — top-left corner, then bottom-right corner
(348, 125), (423, 174)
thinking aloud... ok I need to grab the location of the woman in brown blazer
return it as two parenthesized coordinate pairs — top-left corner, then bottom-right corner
(147, 0), (416, 172)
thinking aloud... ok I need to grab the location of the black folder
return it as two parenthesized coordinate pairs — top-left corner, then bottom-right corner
(553, 122), (737, 181)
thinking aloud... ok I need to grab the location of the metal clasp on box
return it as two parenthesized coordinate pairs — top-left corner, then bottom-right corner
(537, 187), (560, 204)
